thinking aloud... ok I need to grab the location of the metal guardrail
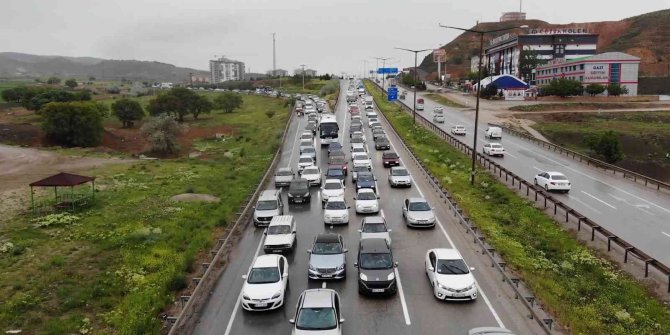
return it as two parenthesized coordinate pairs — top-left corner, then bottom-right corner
(166, 105), (296, 334)
(494, 125), (670, 193)
(369, 81), (670, 295)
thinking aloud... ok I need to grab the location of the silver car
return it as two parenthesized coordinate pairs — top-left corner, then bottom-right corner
(289, 289), (344, 335)
(275, 167), (295, 188)
(300, 146), (317, 163)
(402, 197), (436, 228)
(388, 166), (412, 188)
(307, 233), (348, 280)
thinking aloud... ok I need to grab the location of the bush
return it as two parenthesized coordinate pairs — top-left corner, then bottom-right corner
(542, 78), (584, 97)
(46, 77), (61, 84)
(64, 79), (78, 89)
(1, 87), (93, 111)
(480, 84), (498, 99)
(319, 79), (340, 97)
(140, 115), (183, 154)
(584, 130), (624, 163)
(265, 110), (276, 118)
(214, 92), (243, 113)
(112, 98), (145, 128)
(607, 84), (629, 96)
(585, 83), (606, 96)
(41, 101), (106, 147)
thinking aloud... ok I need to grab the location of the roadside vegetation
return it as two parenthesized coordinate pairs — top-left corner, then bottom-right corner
(0, 93), (290, 334)
(508, 102), (666, 112)
(424, 93), (467, 108)
(365, 80), (670, 335)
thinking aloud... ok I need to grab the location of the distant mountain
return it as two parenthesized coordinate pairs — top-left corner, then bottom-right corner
(0, 52), (209, 82)
(419, 9), (670, 79)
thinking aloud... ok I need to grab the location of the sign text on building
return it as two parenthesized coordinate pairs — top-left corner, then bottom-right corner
(528, 27), (588, 35)
(583, 63), (610, 83)
(489, 33), (516, 46)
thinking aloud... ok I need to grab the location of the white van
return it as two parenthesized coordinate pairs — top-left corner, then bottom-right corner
(485, 126), (502, 140)
(253, 189), (284, 227)
(364, 96), (374, 110)
(263, 215), (296, 253)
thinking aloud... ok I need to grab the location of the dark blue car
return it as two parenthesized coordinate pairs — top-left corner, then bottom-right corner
(356, 171), (377, 193)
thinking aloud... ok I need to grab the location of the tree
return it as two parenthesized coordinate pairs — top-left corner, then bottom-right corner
(519, 47), (546, 83)
(41, 101), (106, 147)
(88, 76), (96, 81)
(140, 115), (182, 154)
(584, 130), (624, 163)
(214, 92), (244, 113)
(607, 84), (629, 96)
(26, 88), (92, 112)
(147, 87), (209, 121)
(64, 79), (78, 89)
(585, 84), (606, 96)
(112, 98), (145, 128)
(190, 95), (213, 119)
(46, 77), (61, 85)
(148, 93), (182, 119)
(542, 78), (583, 97)
(480, 84), (498, 99)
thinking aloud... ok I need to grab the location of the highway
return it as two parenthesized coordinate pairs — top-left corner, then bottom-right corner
(391, 86), (670, 265)
(192, 82), (546, 334)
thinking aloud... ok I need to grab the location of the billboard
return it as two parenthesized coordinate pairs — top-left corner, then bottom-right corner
(528, 27), (588, 35)
(433, 49), (447, 63)
(583, 63), (610, 83)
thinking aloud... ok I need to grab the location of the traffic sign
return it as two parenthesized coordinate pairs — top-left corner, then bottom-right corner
(387, 87), (398, 101)
(377, 67), (399, 74)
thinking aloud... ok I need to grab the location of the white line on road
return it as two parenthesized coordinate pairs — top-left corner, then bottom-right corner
(224, 232), (265, 335)
(288, 116), (302, 164)
(581, 191), (617, 210)
(568, 195), (602, 215)
(322, 281), (326, 288)
(662, 232), (670, 238)
(380, 209), (412, 326)
(532, 166), (543, 172)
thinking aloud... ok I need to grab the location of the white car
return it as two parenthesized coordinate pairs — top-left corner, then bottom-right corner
(425, 248), (477, 301)
(263, 215), (296, 253)
(482, 143), (505, 157)
(298, 154), (315, 171)
(433, 106), (444, 114)
(351, 147), (367, 160)
(351, 142), (366, 153)
(323, 197), (350, 225)
(534, 171), (571, 193)
(368, 118), (379, 127)
(366, 111), (378, 119)
(451, 125), (467, 136)
(300, 131), (314, 141)
(354, 188), (379, 214)
(388, 166), (412, 187)
(358, 216), (392, 246)
(241, 254), (289, 311)
(321, 179), (345, 204)
(352, 153), (372, 169)
(351, 131), (366, 141)
(300, 166), (322, 186)
(433, 114), (445, 123)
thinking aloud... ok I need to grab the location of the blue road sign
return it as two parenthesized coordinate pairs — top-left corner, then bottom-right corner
(377, 67), (399, 74)
(387, 87), (398, 101)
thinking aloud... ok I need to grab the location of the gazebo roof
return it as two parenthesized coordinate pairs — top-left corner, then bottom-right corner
(29, 172), (95, 187)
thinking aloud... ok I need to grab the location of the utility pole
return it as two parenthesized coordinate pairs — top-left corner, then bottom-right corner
(189, 72), (193, 86)
(300, 64), (306, 91)
(374, 57), (391, 98)
(272, 33), (276, 76)
(396, 48), (431, 124)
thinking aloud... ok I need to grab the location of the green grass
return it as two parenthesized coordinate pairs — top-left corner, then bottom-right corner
(424, 93), (467, 108)
(0, 94), (290, 334)
(508, 102), (657, 112)
(366, 80), (670, 335)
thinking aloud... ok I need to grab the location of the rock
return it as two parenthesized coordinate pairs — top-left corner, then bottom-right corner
(170, 193), (220, 203)
(139, 154), (158, 160)
(189, 151), (202, 158)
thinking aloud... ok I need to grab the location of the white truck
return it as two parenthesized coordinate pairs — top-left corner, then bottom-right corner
(485, 126), (502, 140)
(364, 96), (374, 110)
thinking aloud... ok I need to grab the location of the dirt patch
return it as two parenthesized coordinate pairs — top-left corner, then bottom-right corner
(170, 193), (221, 203)
(177, 125), (236, 152)
(0, 123), (43, 146)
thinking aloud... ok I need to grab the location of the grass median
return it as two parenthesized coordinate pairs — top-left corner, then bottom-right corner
(0, 95), (289, 334)
(365, 80), (670, 335)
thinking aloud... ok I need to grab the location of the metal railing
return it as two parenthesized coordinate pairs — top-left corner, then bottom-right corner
(369, 81), (670, 295)
(165, 107), (296, 334)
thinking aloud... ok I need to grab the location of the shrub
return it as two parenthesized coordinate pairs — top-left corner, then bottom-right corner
(64, 79), (78, 88)
(33, 213), (81, 227)
(607, 84), (629, 96)
(41, 101), (106, 147)
(112, 98), (145, 128)
(265, 110), (276, 118)
(319, 79), (340, 97)
(584, 130), (624, 163)
(585, 83), (606, 96)
(140, 115), (183, 154)
(542, 78), (584, 97)
(214, 92), (243, 113)
(46, 76), (61, 84)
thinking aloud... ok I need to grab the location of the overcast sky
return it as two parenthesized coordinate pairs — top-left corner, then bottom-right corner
(3, 0), (669, 76)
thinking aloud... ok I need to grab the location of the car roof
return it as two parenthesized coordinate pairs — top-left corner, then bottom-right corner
(382, 152), (398, 157)
(432, 248), (463, 260)
(468, 327), (515, 335)
(358, 171), (373, 177)
(359, 238), (390, 253)
(326, 196), (345, 203)
(302, 166), (319, 172)
(358, 188), (376, 194)
(253, 254), (280, 268)
(259, 190), (278, 200)
(301, 289), (335, 308)
(269, 215), (293, 226)
(299, 154), (312, 159)
(391, 166), (407, 171)
(363, 216), (385, 224)
(546, 171), (565, 176)
(315, 233), (341, 243)
(408, 197), (427, 203)
(324, 179), (342, 184)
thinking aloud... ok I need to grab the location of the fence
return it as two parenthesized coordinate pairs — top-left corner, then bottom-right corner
(370, 81), (670, 296)
(165, 106), (296, 334)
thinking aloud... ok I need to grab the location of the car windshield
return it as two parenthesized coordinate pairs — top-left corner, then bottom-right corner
(358, 174), (374, 182)
(267, 225), (292, 235)
(256, 200), (277, 210)
(299, 157), (312, 163)
(303, 168), (319, 174)
(352, 138), (364, 143)
(289, 180), (308, 192)
(325, 201), (346, 210)
(392, 169), (409, 176)
(324, 182), (341, 190)
(312, 242), (343, 254)
(247, 267), (280, 284)
(296, 308), (337, 330)
(383, 153), (399, 159)
(362, 222), (387, 233)
(551, 175), (567, 180)
(354, 154), (368, 161)
(327, 169), (344, 177)
(357, 192), (377, 200)
(436, 259), (470, 275)
(329, 157), (345, 164)
(302, 148), (315, 154)
(276, 170), (292, 176)
(408, 201), (431, 211)
(360, 253), (393, 270)
(491, 144), (503, 149)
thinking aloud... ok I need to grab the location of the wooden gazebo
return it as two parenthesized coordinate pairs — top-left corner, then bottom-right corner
(29, 172), (96, 214)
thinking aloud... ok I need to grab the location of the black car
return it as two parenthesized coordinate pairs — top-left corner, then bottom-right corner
(328, 142), (343, 154)
(374, 136), (390, 150)
(356, 171), (377, 192)
(287, 178), (311, 204)
(349, 124), (363, 137)
(355, 238), (397, 296)
(351, 165), (371, 183)
(372, 128), (386, 141)
(326, 167), (346, 185)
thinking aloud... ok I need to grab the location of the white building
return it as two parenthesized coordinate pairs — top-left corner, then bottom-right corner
(535, 52), (640, 95)
(210, 57), (245, 83)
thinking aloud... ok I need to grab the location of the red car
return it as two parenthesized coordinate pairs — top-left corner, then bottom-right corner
(349, 106), (360, 115)
(382, 152), (400, 167)
(328, 156), (348, 175)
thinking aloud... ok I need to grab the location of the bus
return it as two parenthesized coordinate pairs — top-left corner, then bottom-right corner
(318, 114), (339, 146)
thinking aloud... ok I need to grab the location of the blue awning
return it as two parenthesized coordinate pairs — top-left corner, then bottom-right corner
(475, 75), (529, 90)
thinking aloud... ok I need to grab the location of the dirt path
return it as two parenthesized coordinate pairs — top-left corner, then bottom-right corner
(0, 144), (132, 221)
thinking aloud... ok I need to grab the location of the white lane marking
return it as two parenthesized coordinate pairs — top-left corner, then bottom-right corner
(503, 152), (517, 159)
(581, 191), (617, 210)
(394, 268), (412, 325)
(532, 166), (543, 172)
(288, 116), (302, 164)
(609, 194), (655, 216)
(379, 106), (505, 329)
(224, 232), (265, 335)
(568, 195), (602, 215)
(662, 232), (670, 238)
(322, 281), (326, 288)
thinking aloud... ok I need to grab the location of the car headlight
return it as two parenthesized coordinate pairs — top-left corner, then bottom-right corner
(359, 273), (368, 281)
(309, 264), (316, 271)
(324, 214), (332, 219)
(437, 283), (449, 291)
(407, 216), (417, 223)
(336, 264), (345, 271)
(243, 294), (250, 300)
(271, 291), (282, 299)
(464, 284), (475, 291)
(288, 193), (294, 197)
(303, 192), (309, 197)
(387, 272), (395, 281)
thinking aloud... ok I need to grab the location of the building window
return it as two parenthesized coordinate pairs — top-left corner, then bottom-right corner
(579, 76), (583, 81)
(580, 64), (585, 70)
(610, 63), (621, 84)
(554, 44), (566, 55)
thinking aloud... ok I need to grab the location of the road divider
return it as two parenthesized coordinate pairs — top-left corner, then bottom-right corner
(366, 80), (670, 335)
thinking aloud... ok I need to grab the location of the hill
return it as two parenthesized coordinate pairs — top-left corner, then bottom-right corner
(0, 52), (209, 82)
(420, 9), (670, 79)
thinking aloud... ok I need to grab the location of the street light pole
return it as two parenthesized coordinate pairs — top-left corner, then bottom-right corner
(439, 24), (528, 185)
(395, 48), (432, 124)
(373, 57), (391, 98)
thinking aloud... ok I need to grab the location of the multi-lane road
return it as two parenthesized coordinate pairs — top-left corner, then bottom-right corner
(192, 82), (547, 334)
(393, 87), (670, 265)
